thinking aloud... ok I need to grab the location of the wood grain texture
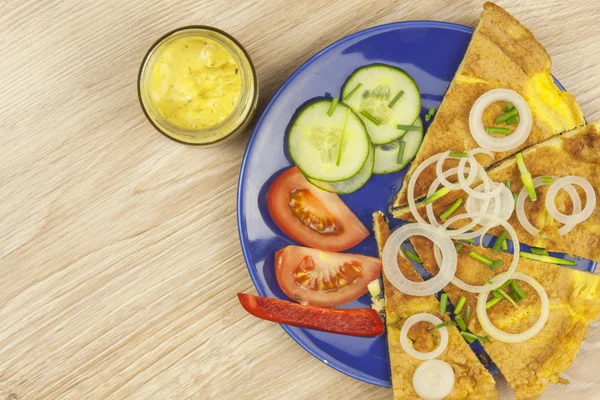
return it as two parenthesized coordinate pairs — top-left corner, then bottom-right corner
(1, 0), (599, 399)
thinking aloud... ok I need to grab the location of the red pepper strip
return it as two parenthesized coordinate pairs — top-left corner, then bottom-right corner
(238, 293), (384, 337)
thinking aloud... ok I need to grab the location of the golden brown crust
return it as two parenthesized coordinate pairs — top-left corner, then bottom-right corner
(408, 238), (600, 399)
(372, 212), (498, 400)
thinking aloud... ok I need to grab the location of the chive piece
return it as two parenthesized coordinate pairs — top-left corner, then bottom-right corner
(486, 127), (512, 135)
(404, 249), (422, 263)
(455, 315), (467, 331)
(516, 153), (537, 201)
(495, 108), (519, 124)
(425, 114), (432, 122)
(440, 198), (463, 222)
(492, 290), (503, 298)
(440, 293), (448, 313)
(423, 186), (451, 205)
(468, 251), (494, 266)
(464, 238), (475, 244)
(396, 140), (406, 164)
(505, 180), (512, 189)
(461, 331), (489, 343)
(388, 90), (404, 108)
(498, 279), (514, 290)
(504, 102), (514, 112)
(489, 259), (503, 270)
(463, 334), (475, 344)
(465, 305), (471, 321)
(511, 280), (527, 300)
(454, 297), (467, 314)
(501, 240), (508, 251)
(449, 151), (469, 158)
(455, 243), (463, 253)
(427, 107), (436, 116)
(397, 124), (420, 131)
(498, 289), (519, 308)
(435, 321), (458, 329)
(530, 247), (549, 256)
(485, 279), (494, 284)
(519, 252), (577, 266)
(327, 97), (339, 117)
(506, 115), (520, 125)
(492, 231), (509, 253)
(541, 176), (553, 184)
(513, 192), (518, 204)
(486, 296), (503, 309)
(360, 110), (381, 126)
(335, 110), (350, 166)
(343, 83), (362, 101)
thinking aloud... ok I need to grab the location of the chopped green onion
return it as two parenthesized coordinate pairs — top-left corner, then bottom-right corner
(461, 331), (489, 343)
(498, 279), (514, 290)
(427, 107), (436, 116)
(489, 259), (503, 270)
(464, 238), (475, 244)
(492, 290), (503, 298)
(425, 114), (432, 122)
(486, 296), (503, 309)
(504, 102), (514, 112)
(404, 249), (422, 263)
(501, 240), (508, 251)
(497, 289), (519, 308)
(486, 127), (512, 135)
(485, 279), (494, 284)
(530, 247), (549, 256)
(515, 153), (537, 201)
(463, 334), (475, 344)
(468, 251), (494, 266)
(455, 315), (467, 331)
(440, 198), (463, 222)
(336, 110), (350, 166)
(449, 151), (469, 158)
(343, 83), (362, 101)
(440, 293), (448, 313)
(327, 97), (339, 117)
(519, 252), (577, 266)
(396, 140), (406, 164)
(513, 192), (518, 203)
(397, 124), (420, 131)
(495, 108), (519, 124)
(423, 186), (451, 205)
(506, 115), (520, 125)
(505, 180), (511, 189)
(388, 90), (404, 108)
(465, 305), (471, 321)
(454, 296), (467, 314)
(492, 231), (509, 253)
(511, 280), (527, 300)
(360, 110), (381, 126)
(541, 176), (553, 184)
(455, 243), (464, 253)
(435, 321), (458, 329)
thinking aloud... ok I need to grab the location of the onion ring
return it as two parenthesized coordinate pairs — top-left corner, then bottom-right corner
(469, 89), (533, 152)
(465, 182), (514, 227)
(413, 360), (455, 400)
(400, 313), (449, 360)
(476, 272), (549, 343)
(382, 223), (457, 296)
(408, 154), (445, 224)
(435, 151), (477, 191)
(545, 176), (596, 225)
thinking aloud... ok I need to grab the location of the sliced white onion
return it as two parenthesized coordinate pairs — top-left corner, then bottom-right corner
(400, 313), (449, 360)
(465, 182), (514, 227)
(516, 176), (581, 236)
(435, 212), (519, 293)
(469, 88), (533, 152)
(413, 360), (455, 400)
(545, 176), (596, 226)
(435, 150), (477, 191)
(408, 154), (445, 224)
(476, 272), (549, 343)
(382, 223), (457, 296)
(456, 148), (493, 190)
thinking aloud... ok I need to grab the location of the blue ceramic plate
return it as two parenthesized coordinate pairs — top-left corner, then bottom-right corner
(237, 21), (595, 387)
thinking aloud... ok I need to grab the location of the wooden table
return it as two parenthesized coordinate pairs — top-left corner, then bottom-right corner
(1, 1), (599, 399)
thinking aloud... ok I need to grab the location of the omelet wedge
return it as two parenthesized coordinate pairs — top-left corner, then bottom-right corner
(372, 212), (497, 400)
(408, 236), (600, 400)
(392, 121), (600, 263)
(391, 2), (584, 211)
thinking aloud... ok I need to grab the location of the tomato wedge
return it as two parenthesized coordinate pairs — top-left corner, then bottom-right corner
(238, 293), (384, 337)
(267, 167), (369, 251)
(275, 245), (382, 307)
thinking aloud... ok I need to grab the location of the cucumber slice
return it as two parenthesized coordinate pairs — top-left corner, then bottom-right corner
(308, 144), (374, 194)
(288, 99), (370, 182)
(342, 64), (421, 145)
(373, 118), (424, 174)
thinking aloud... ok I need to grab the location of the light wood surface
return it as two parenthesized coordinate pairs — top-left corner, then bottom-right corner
(1, 1), (599, 399)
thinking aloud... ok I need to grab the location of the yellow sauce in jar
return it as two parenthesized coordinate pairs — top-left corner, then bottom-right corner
(148, 36), (242, 130)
